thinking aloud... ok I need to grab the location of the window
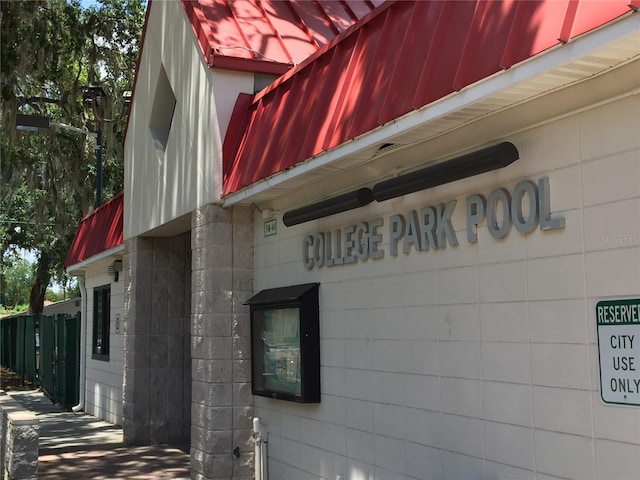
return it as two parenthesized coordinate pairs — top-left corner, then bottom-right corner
(92, 284), (110, 361)
(149, 65), (176, 152)
(246, 283), (320, 403)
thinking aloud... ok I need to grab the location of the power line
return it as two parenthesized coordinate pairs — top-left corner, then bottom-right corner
(0, 220), (56, 226)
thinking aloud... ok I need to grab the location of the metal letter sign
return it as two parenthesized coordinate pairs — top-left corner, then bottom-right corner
(596, 298), (640, 406)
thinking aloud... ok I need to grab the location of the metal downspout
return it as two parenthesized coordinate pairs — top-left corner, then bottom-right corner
(253, 417), (268, 480)
(72, 274), (86, 412)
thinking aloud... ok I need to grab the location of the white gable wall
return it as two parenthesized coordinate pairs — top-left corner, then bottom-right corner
(124, 0), (254, 239)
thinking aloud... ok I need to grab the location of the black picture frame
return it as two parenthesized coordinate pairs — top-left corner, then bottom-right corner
(245, 283), (320, 403)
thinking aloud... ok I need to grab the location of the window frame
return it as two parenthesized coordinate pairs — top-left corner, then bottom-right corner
(92, 284), (111, 361)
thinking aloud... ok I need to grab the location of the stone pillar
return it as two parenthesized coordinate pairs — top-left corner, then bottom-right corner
(191, 204), (254, 480)
(1, 392), (39, 480)
(123, 233), (192, 447)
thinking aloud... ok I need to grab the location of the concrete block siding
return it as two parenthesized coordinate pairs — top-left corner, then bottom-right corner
(190, 204), (254, 480)
(252, 95), (640, 479)
(123, 233), (191, 446)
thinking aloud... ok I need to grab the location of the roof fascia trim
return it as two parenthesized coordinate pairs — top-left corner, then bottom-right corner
(211, 56), (292, 75)
(222, 12), (639, 206)
(66, 244), (125, 275)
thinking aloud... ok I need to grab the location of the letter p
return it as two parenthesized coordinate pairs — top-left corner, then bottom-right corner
(466, 194), (486, 243)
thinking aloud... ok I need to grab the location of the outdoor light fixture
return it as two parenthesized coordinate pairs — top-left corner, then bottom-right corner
(107, 259), (123, 282)
(372, 142), (519, 202)
(122, 91), (132, 114)
(15, 114), (50, 132)
(15, 109), (104, 208)
(283, 188), (374, 227)
(83, 83), (107, 107)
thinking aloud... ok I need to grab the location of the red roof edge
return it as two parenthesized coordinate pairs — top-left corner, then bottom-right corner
(64, 192), (124, 269)
(182, 0), (294, 74)
(211, 55), (292, 76)
(180, 1), (298, 75)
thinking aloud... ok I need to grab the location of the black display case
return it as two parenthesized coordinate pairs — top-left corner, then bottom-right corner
(245, 283), (320, 403)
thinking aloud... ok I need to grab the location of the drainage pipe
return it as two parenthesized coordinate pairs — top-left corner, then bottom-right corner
(253, 417), (268, 480)
(72, 274), (86, 412)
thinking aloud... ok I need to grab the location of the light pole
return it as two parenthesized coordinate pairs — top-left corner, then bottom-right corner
(82, 84), (107, 208)
(15, 84), (107, 208)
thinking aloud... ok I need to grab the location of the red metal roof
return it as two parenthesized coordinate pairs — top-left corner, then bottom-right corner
(222, 0), (635, 195)
(181, 0), (382, 75)
(65, 192), (124, 268)
(124, 0), (378, 145)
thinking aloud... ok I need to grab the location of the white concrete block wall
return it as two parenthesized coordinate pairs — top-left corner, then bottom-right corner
(251, 93), (640, 479)
(84, 264), (124, 425)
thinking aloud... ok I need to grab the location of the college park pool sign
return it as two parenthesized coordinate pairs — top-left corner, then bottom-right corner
(301, 177), (565, 270)
(597, 298), (640, 407)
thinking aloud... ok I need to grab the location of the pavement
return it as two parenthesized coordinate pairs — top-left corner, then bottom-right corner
(8, 390), (191, 479)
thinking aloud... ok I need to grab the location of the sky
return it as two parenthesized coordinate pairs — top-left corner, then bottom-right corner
(18, 250), (65, 294)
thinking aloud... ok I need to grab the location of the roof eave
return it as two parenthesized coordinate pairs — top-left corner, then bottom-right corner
(66, 244), (125, 276)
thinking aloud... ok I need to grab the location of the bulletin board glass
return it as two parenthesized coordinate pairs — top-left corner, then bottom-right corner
(246, 283), (320, 403)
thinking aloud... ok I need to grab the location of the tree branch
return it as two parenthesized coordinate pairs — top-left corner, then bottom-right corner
(17, 96), (62, 107)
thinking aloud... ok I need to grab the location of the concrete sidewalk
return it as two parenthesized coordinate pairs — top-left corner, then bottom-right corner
(8, 390), (191, 479)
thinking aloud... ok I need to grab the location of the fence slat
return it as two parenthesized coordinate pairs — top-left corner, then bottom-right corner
(39, 315), (55, 398)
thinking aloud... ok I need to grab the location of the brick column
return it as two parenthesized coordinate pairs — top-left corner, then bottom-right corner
(123, 234), (191, 447)
(191, 204), (254, 480)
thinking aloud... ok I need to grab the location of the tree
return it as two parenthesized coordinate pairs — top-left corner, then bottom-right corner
(1, 254), (34, 308)
(0, 0), (145, 314)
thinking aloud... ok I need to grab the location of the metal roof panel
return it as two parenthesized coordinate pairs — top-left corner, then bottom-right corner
(222, 0), (635, 196)
(452, 0), (518, 91)
(64, 192), (124, 268)
(501, 0), (569, 68)
(182, 0), (375, 73)
(377, 0), (443, 125)
(560, 0), (633, 42)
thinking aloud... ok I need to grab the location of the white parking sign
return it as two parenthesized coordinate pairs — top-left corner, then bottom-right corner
(596, 298), (640, 406)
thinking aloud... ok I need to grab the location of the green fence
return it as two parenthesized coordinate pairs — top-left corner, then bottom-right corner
(0, 316), (18, 370)
(17, 316), (38, 386)
(0, 313), (80, 407)
(0, 315), (37, 385)
(39, 314), (80, 406)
